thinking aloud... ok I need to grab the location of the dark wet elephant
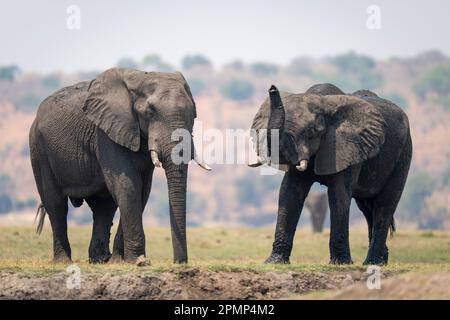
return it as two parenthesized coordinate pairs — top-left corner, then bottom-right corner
(29, 68), (210, 265)
(250, 83), (412, 265)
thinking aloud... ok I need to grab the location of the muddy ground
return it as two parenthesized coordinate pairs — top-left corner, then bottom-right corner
(0, 268), (383, 300)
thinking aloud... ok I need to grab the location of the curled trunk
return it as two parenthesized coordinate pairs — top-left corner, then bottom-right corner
(267, 85), (285, 159)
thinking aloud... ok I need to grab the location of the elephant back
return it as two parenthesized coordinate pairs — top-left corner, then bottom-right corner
(45, 81), (92, 111)
(305, 83), (344, 96)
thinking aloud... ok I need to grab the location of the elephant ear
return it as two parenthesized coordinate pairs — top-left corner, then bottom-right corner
(314, 97), (386, 175)
(83, 68), (141, 152)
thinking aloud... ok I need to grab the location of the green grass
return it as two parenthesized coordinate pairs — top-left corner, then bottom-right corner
(0, 225), (449, 275)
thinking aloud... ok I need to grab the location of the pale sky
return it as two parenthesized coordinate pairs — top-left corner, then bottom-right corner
(0, 0), (449, 72)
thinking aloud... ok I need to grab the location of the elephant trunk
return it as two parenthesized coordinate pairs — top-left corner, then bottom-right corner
(163, 148), (189, 264)
(267, 85), (285, 161)
(148, 125), (189, 263)
(248, 85), (286, 168)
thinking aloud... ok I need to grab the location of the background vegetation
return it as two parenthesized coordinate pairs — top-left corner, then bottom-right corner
(1, 51), (449, 230)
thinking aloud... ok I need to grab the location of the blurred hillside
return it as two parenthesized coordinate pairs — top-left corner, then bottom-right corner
(0, 51), (449, 229)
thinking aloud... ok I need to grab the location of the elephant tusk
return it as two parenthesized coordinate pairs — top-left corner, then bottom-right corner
(248, 156), (267, 167)
(248, 160), (264, 167)
(195, 160), (212, 171)
(150, 150), (162, 167)
(193, 156), (212, 171)
(192, 141), (211, 171)
(296, 159), (308, 171)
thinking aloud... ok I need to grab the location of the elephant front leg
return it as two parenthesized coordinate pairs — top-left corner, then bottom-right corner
(327, 171), (354, 265)
(118, 197), (146, 264)
(105, 172), (147, 265)
(110, 169), (153, 263)
(266, 169), (312, 264)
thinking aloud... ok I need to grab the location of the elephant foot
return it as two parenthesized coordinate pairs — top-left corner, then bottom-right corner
(363, 254), (388, 266)
(329, 256), (353, 265)
(363, 246), (388, 266)
(264, 253), (290, 264)
(109, 253), (124, 264)
(89, 252), (111, 264)
(136, 255), (150, 267)
(122, 252), (148, 266)
(173, 259), (188, 264)
(52, 254), (72, 264)
(89, 243), (112, 263)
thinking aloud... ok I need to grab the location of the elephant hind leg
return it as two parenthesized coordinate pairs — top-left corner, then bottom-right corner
(364, 145), (412, 265)
(33, 157), (71, 263)
(46, 197), (71, 263)
(86, 195), (117, 263)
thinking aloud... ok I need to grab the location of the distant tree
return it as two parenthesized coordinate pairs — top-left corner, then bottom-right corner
(116, 57), (139, 69)
(224, 60), (245, 71)
(358, 72), (384, 90)
(399, 170), (435, 220)
(153, 194), (169, 222)
(181, 54), (212, 70)
(14, 93), (42, 112)
(141, 54), (174, 72)
(14, 198), (37, 211)
(314, 53), (383, 92)
(0, 65), (20, 82)
(383, 91), (409, 109)
(42, 75), (60, 90)
(414, 64), (450, 101)
(442, 168), (450, 187)
(0, 174), (13, 214)
(0, 194), (12, 214)
(250, 62), (278, 76)
(419, 206), (449, 230)
(288, 57), (313, 76)
(20, 144), (30, 157)
(235, 171), (281, 207)
(220, 79), (254, 101)
(187, 78), (207, 95)
(330, 51), (376, 73)
(0, 174), (12, 193)
(187, 191), (207, 214)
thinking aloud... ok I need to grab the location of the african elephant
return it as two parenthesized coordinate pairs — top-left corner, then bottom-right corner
(29, 68), (210, 265)
(305, 192), (328, 233)
(249, 83), (412, 265)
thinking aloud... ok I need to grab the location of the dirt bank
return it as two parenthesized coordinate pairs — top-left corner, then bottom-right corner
(0, 268), (378, 300)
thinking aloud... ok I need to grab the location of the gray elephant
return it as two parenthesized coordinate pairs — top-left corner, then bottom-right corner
(305, 192), (328, 233)
(250, 83), (412, 265)
(29, 68), (209, 265)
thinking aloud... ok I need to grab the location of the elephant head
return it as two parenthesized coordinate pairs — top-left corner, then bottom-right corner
(83, 68), (209, 263)
(251, 85), (386, 175)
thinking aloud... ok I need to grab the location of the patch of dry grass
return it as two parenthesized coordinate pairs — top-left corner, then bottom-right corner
(0, 225), (449, 275)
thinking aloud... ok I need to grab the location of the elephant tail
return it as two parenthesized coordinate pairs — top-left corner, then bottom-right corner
(34, 203), (47, 235)
(389, 217), (396, 238)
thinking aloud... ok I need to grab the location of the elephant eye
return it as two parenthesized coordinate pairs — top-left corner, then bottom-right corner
(146, 101), (157, 114)
(305, 127), (315, 139)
